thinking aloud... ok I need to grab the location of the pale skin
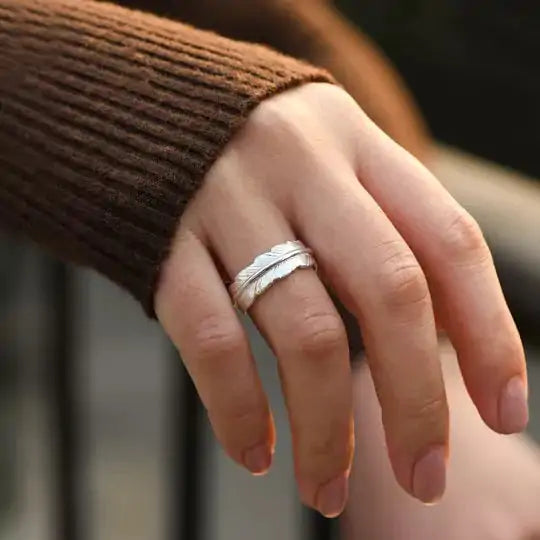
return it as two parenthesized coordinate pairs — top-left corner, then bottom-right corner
(154, 82), (529, 518)
(344, 345), (540, 539)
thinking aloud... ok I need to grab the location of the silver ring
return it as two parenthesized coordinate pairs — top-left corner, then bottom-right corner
(229, 240), (317, 312)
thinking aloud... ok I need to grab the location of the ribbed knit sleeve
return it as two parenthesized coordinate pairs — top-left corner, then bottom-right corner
(0, 0), (333, 314)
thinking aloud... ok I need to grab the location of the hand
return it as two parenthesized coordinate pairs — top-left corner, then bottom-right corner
(344, 346), (540, 539)
(154, 83), (528, 517)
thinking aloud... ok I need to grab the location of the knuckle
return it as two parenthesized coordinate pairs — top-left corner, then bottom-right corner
(250, 90), (339, 166)
(378, 250), (430, 311)
(308, 435), (343, 463)
(442, 208), (490, 265)
(292, 309), (346, 356)
(301, 428), (354, 478)
(223, 398), (263, 427)
(211, 397), (267, 455)
(304, 427), (351, 472)
(192, 315), (244, 361)
(404, 393), (448, 425)
(250, 97), (306, 148)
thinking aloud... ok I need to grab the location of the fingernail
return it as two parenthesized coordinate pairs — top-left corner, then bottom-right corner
(243, 444), (272, 475)
(315, 473), (349, 518)
(412, 445), (446, 504)
(499, 375), (529, 433)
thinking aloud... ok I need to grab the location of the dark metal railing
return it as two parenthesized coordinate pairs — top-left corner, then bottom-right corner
(43, 261), (335, 540)
(172, 351), (205, 540)
(48, 262), (83, 540)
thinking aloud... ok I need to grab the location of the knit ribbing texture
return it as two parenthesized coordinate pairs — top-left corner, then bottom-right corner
(0, 0), (333, 314)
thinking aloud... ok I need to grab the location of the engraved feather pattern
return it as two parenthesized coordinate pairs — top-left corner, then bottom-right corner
(232, 241), (303, 285)
(236, 251), (316, 311)
(230, 241), (303, 296)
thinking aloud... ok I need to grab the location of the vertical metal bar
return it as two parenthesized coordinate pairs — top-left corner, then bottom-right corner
(305, 509), (338, 540)
(48, 261), (81, 540)
(169, 349), (204, 540)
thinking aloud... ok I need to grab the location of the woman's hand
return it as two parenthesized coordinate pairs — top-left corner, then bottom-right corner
(344, 346), (540, 540)
(154, 83), (528, 517)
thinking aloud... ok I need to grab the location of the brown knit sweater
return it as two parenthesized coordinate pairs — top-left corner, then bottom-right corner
(0, 0), (426, 316)
(0, 0), (335, 313)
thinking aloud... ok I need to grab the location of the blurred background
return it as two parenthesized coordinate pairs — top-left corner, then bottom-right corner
(1, 1), (539, 539)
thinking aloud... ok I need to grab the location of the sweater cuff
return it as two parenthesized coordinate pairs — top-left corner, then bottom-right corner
(0, 0), (334, 315)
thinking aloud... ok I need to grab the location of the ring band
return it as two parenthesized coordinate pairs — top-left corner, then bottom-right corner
(229, 240), (317, 312)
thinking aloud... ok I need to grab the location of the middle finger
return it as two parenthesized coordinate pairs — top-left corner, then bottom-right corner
(292, 163), (449, 503)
